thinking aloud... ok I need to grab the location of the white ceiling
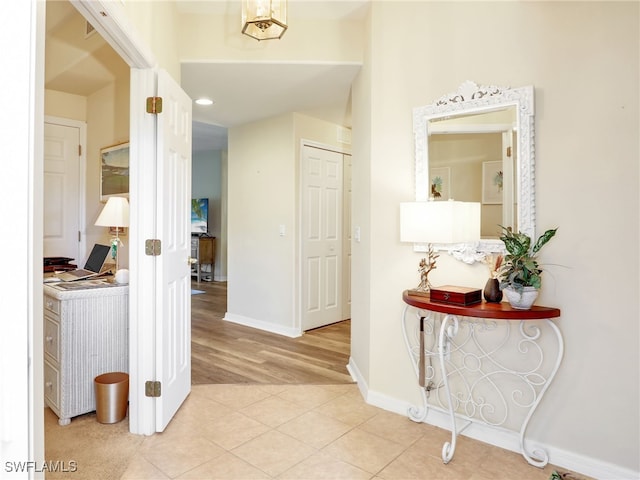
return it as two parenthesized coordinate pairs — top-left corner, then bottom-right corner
(184, 61), (361, 151)
(46, 0), (368, 152)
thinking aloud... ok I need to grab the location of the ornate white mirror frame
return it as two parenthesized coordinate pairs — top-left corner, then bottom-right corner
(413, 81), (535, 263)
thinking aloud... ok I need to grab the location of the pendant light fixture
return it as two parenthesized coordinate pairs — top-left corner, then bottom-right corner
(242, 0), (287, 41)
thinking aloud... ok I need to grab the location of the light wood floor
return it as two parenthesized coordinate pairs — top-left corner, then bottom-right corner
(191, 280), (353, 385)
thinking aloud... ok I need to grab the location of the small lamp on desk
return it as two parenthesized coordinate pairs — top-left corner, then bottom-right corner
(95, 197), (129, 283)
(400, 200), (480, 295)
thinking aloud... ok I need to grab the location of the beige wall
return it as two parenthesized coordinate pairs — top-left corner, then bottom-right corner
(351, 1), (638, 476)
(44, 90), (86, 121)
(350, 5), (374, 393)
(227, 114), (298, 333)
(177, 13), (363, 63)
(85, 79), (130, 268)
(123, 0), (181, 81)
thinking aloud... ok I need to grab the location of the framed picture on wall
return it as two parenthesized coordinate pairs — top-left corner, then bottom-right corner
(482, 160), (503, 204)
(429, 167), (450, 200)
(100, 142), (129, 201)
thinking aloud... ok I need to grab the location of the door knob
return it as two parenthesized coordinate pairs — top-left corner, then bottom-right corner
(188, 257), (197, 265)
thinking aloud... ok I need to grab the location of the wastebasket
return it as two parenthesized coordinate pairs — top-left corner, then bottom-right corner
(94, 372), (129, 424)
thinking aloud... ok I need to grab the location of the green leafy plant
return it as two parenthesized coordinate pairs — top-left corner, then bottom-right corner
(498, 225), (558, 293)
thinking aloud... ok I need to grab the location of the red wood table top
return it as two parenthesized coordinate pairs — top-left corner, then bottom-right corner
(403, 290), (561, 320)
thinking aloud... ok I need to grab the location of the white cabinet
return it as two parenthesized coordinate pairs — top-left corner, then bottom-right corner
(43, 282), (128, 425)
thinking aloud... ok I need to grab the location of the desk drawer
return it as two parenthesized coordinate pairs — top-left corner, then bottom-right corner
(44, 318), (60, 362)
(44, 295), (61, 316)
(44, 361), (60, 409)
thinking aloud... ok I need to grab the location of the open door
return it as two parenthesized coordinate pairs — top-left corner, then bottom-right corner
(55, 0), (191, 436)
(128, 67), (192, 435)
(154, 69), (193, 431)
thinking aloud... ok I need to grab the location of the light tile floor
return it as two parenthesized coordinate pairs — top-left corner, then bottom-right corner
(45, 383), (583, 479)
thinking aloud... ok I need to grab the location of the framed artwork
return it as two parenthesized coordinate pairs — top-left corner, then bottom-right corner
(482, 160), (503, 204)
(100, 142), (129, 201)
(429, 167), (450, 200)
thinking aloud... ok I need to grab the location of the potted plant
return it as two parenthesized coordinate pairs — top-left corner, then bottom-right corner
(498, 225), (558, 309)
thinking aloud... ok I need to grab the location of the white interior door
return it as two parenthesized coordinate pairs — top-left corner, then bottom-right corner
(43, 120), (84, 263)
(302, 145), (343, 331)
(155, 70), (193, 431)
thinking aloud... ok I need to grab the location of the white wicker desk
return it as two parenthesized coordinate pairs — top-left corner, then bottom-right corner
(44, 280), (128, 425)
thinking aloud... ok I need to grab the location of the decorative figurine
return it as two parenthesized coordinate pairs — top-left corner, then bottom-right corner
(414, 244), (439, 295)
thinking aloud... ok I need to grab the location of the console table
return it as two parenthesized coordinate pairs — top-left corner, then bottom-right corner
(191, 235), (215, 282)
(44, 281), (128, 425)
(401, 290), (562, 467)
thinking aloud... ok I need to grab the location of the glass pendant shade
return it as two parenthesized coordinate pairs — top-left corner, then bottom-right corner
(242, 0), (287, 41)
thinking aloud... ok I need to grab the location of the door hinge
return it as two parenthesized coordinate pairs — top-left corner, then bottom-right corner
(78, 144), (82, 156)
(145, 381), (161, 397)
(146, 96), (163, 114)
(506, 146), (512, 158)
(145, 239), (162, 256)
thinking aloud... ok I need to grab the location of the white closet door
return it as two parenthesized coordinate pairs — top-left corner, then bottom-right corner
(302, 145), (343, 331)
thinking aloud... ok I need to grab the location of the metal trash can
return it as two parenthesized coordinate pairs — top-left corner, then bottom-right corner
(94, 372), (129, 424)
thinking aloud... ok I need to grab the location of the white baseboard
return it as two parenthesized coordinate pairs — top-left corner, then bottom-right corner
(222, 312), (301, 338)
(346, 357), (367, 397)
(347, 357), (639, 480)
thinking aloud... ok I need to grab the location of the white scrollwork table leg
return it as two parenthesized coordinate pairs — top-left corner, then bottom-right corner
(439, 314), (460, 464)
(519, 319), (565, 467)
(401, 305), (428, 422)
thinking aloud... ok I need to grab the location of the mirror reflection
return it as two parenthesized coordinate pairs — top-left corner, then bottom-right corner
(427, 107), (517, 238)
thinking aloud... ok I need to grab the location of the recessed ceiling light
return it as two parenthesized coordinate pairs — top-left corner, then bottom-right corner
(195, 98), (214, 106)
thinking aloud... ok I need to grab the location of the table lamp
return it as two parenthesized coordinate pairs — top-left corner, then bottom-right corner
(95, 197), (129, 282)
(400, 200), (480, 294)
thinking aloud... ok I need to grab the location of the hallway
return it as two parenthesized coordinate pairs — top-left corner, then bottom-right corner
(190, 281), (352, 385)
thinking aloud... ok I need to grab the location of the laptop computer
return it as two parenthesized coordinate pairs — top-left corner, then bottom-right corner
(56, 244), (111, 282)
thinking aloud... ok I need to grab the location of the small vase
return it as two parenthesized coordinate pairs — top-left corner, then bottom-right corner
(503, 286), (539, 310)
(483, 278), (503, 303)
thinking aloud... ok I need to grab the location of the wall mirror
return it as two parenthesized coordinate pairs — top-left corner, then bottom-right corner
(413, 81), (535, 263)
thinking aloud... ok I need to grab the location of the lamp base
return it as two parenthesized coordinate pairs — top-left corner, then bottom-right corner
(114, 269), (129, 284)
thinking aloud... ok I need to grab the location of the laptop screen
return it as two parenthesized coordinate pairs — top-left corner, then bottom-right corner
(84, 244), (111, 273)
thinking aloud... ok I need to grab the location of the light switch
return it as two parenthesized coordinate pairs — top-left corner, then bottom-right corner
(279, 225), (286, 236)
(354, 226), (361, 242)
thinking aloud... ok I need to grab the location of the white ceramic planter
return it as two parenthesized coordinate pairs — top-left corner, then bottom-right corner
(503, 286), (539, 310)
